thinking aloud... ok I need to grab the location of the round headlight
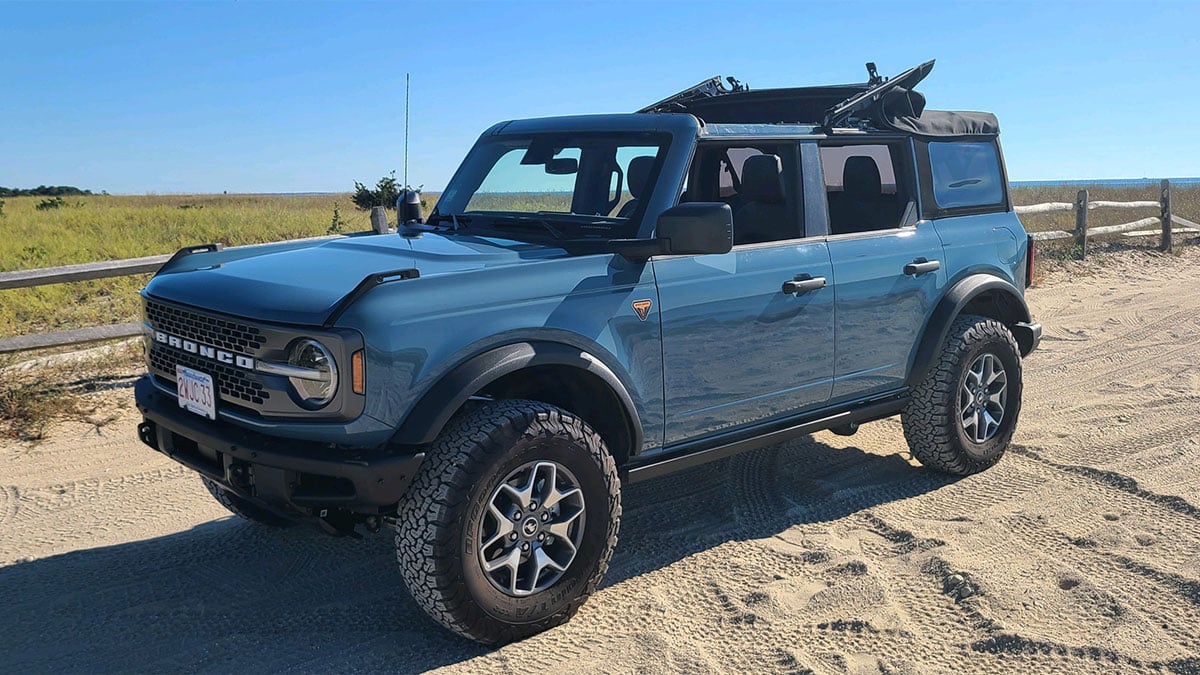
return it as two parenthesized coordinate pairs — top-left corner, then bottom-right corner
(288, 339), (338, 407)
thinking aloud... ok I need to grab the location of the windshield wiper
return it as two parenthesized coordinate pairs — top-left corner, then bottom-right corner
(485, 215), (565, 240)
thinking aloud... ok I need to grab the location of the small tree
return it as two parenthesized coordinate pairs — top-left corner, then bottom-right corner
(0, 199), (5, 217)
(326, 202), (346, 235)
(352, 171), (402, 211)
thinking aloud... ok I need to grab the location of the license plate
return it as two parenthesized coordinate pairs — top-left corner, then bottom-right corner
(176, 365), (216, 420)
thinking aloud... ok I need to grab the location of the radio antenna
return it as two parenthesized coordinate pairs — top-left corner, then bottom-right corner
(403, 72), (410, 190)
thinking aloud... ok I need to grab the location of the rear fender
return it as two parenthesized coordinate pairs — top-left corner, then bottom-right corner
(908, 274), (1033, 385)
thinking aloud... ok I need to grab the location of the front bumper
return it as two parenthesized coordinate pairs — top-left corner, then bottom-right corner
(134, 376), (422, 518)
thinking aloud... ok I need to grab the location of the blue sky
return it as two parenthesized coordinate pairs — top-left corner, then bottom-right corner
(2, 0), (1197, 194)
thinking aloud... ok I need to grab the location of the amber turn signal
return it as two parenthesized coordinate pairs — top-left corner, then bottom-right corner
(352, 350), (365, 394)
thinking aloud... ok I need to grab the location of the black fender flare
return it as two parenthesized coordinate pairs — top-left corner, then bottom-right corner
(391, 341), (644, 453)
(908, 274), (1034, 386)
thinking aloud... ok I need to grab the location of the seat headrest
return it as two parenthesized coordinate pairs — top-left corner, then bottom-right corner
(626, 155), (655, 199)
(843, 156), (882, 199)
(740, 154), (784, 204)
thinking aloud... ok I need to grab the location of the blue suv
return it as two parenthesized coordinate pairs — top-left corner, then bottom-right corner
(134, 61), (1040, 644)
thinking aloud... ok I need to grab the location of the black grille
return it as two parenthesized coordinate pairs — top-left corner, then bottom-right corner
(150, 348), (271, 406)
(145, 300), (265, 355)
(145, 300), (273, 408)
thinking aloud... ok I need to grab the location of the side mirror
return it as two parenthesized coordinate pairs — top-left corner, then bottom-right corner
(397, 189), (423, 224)
(544, 157), (579, 175)
(655, 203), (733, 255)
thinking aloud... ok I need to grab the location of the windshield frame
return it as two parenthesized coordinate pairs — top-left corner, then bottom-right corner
(432, 129), (674, 241)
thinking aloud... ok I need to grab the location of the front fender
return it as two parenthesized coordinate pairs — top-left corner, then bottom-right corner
(391, 341), (643, 452)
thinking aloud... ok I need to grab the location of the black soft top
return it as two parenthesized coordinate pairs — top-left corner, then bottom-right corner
(641, 60), (999, 139)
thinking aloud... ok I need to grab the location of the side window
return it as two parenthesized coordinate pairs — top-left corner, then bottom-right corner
(685, 143), (800, 245)
(928, 141), (1004, 209)
(820, 143), (911, 235)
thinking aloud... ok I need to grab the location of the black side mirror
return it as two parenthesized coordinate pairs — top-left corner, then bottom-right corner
(655, 203), (733, 255)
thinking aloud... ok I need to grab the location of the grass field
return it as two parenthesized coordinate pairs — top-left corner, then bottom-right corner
(0, 185), (1196, 342)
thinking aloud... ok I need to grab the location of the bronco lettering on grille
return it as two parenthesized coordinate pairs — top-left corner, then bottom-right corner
(154, 330), (256, 371)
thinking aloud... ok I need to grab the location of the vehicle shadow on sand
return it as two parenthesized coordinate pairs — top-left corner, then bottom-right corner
(0, 434), (957, 672)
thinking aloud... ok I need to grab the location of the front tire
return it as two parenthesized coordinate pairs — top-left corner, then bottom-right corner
(395, 400), (621, 645)
(902, 314), (1023, 475)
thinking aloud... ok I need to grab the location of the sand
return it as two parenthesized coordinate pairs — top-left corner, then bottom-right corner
(3, 245), (1200, 674)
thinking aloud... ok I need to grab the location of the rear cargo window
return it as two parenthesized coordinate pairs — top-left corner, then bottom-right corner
(928, 141), (1004, 209)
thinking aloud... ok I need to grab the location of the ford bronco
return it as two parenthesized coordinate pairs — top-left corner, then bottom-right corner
(135, 60), (1041, 644)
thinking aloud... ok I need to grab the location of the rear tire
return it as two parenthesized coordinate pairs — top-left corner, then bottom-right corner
(902, 314), (1023, 475)
(200, 476), (294, 527)
(395, 399), (621, 645)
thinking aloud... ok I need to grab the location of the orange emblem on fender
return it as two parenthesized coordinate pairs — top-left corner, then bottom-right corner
(632, 299), (653, 321)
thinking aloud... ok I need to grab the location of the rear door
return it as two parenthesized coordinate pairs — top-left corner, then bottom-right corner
(821, 139), (946, 402)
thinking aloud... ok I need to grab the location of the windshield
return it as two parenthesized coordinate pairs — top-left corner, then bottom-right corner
(433, 131), (670, 240)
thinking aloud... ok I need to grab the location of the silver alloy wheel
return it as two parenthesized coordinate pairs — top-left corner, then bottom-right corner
(959, 352), (1008, 443)
(478, 460), (586, 597)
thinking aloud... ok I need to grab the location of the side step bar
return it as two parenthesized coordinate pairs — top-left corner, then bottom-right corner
(625, 396), (907, 483)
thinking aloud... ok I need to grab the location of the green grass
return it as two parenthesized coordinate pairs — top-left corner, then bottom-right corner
(0, 193), (391, 338)
(0, 185), (1195, 342)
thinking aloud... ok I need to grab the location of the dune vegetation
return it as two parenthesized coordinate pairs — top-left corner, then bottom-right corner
(0, 185), (1195, 342)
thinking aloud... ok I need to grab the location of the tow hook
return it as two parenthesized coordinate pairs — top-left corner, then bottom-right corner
(137, 422), (157, 449)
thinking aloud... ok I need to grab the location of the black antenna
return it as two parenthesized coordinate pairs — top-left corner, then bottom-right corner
(403, 72), (410, 190)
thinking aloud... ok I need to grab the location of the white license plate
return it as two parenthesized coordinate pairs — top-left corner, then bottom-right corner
(176, 365), (216, 420)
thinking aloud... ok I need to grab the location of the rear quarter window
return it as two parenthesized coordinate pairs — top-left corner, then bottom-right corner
(928, 141), (1004, 209)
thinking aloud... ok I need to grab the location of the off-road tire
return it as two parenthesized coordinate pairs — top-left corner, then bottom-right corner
(395, 399), (621, 645)
(902, 314), (1023, 475)
(200, 476), (294, 527)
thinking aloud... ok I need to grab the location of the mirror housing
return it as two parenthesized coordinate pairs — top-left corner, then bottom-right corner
(655, 203), (733, 255)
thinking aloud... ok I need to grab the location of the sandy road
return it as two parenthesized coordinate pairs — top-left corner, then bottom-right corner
(3, 246), (1200, 674)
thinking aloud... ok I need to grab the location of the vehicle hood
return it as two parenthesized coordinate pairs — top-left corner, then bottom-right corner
(143, 233), (564, 326)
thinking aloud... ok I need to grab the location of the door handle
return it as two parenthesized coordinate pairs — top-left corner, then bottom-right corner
(782, 275), (826, 295)
(904, 259), (941, 276)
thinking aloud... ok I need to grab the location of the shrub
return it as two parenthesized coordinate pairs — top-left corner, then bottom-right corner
(35, 196), (65, 211)
(0, 198), (5, 217)
(352, 171), (402, 211)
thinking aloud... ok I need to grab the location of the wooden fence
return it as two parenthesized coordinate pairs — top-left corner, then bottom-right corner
(1016, 179), (1199, 255)
(0, 206), (392, 355)
(1, 192), (1197, 356)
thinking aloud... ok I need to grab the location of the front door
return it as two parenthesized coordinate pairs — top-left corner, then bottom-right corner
(653, 141), (835, 448)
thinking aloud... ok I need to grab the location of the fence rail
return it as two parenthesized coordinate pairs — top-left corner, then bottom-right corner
(1015, 179), (1197, 254)
(0, 191), (1195, 355)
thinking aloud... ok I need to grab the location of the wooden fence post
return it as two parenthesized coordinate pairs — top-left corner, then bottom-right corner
(1160, 179), (1172, 253)
(370, 206), (389, 234)
(1074, 189), (1089, 258)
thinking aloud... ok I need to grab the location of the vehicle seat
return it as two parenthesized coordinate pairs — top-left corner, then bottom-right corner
(733, 154), (789, 245)
(617, 155), (655, 218)
(834, 156), (895, 234)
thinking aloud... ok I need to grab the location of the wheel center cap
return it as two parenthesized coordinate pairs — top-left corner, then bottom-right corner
(522, 517), (540, 537)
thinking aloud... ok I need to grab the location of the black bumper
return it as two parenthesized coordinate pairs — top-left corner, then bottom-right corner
(1013, 321), (1042, 356)
(134, 376), (422, 517)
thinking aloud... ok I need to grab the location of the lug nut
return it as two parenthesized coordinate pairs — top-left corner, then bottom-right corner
(509, 532), (519, 541)
(529, 502), (538, 511)
(521, 542), (530, 552)
(537, 533), (545, 542)
(513, 511), (522, 521)
(541, 512), (550, 522)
